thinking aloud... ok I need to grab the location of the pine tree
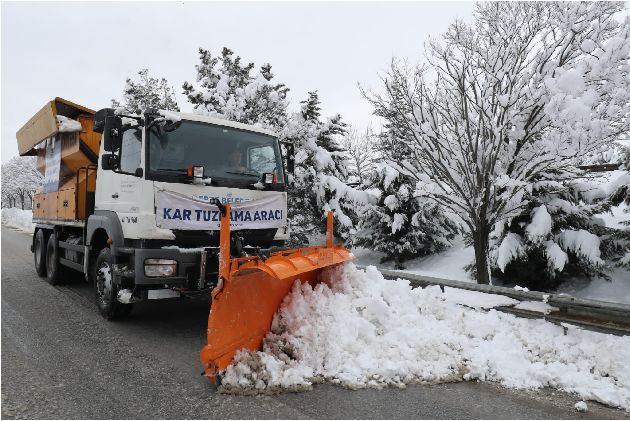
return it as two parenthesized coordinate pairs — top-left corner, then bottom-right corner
(354, 158), (458, 269)
(184, 47), (370, 245)
(490, 169), (630, 290)
(183, 47), (288, 130)
(111, 69), (179, 113)
(300, 91), (349, 179)
(282, 92), (367, 245)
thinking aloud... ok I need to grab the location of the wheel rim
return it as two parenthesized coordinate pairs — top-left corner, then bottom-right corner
(96, 262), (113, 305)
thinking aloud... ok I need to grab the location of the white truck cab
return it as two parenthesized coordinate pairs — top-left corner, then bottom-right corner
(94, 110), (289, 243)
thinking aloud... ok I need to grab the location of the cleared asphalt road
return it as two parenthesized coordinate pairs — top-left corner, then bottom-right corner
(1, 225), (627, 419)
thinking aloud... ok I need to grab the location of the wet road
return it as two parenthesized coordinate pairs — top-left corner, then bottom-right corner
(1, 225), (626, 419)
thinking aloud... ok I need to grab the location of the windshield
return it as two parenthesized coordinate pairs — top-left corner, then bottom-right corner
(147, 120), (285, 188)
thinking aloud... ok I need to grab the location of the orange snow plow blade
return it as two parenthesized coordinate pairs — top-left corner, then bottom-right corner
(200, 206), (352, 382)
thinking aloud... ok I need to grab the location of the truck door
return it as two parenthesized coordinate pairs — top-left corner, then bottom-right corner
(95, 127), (145, 216)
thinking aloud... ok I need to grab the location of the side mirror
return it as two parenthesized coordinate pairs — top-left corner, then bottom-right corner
(101, 153), (119, 171)
(95, 109), (123, 152)
(93, 108), (110, 133)
(163, 120), (181, 132)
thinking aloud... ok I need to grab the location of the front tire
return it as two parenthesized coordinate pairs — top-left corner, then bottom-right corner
(34, 230), (47, 277)
(94, 248), (133, 320)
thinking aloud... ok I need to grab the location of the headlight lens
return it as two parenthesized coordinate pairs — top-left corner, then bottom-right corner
(144, 259), (178, 277)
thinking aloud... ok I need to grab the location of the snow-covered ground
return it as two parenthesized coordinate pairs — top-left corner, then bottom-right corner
(557, 267), (630, 305)
(352, 236), (475, 282)
(354, 192), (630, 303)
(220, 264), (630, 411)
(1, 208), (35, 233)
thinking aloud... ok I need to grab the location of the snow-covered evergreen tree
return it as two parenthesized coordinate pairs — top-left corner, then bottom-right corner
(111, 68), (179, 113)
(183, 47), (288, 129)
(493, 173), (630, 289)
(281, 91), (369, 245)
(183, 48), (370, 244)
(492, 137), (630, 289)
(300, 92), (349, 180)
(354, 161), (459, 269)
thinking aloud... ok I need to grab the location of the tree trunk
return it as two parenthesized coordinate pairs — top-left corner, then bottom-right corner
(472, 226), (491, 285)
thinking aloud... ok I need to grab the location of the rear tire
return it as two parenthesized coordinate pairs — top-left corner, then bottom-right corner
(94, 248), (133, 320)
(46, 233), (67, 285)
(34, 230), (47, 277)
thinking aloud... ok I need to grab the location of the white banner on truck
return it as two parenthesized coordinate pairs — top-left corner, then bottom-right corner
(155, 190), (286, 231)
(42, 136), (61, 193)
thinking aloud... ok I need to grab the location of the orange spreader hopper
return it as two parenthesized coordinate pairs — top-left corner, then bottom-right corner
(200, 205), (353, 382)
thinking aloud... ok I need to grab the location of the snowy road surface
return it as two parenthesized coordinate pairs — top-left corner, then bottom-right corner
(1, 226), (627, 419)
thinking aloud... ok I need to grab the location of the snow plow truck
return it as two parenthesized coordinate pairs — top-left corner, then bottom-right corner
(17, 98), (353, 382)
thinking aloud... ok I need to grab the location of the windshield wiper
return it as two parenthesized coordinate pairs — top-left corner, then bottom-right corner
(156, 168), (187, 173)
(225, 171), (260, 178)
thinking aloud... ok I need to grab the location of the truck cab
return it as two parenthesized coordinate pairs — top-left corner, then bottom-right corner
(25, 100), (294, 319)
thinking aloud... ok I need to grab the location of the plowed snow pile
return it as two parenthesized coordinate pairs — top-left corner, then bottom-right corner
(220, 264), (630, 410)
(1, 208), (34, 233)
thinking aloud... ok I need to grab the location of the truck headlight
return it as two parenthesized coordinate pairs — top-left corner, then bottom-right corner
(144, 259), (178, 277)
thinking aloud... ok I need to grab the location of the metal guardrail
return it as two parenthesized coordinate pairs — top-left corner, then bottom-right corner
(578, 163), (623, 172)
(357, 265), (630, 336)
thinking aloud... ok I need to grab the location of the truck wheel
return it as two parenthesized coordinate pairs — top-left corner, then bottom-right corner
(94, 248), (133, 320)
(34, 230), (47, 277)
(46, 233), (67, 285)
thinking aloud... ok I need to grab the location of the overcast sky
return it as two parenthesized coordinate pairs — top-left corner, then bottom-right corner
(1, 1), (474, 162)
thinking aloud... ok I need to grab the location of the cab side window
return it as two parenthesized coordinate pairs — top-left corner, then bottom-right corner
(249, 145), (276, 174)
(119, 128), (142, 174)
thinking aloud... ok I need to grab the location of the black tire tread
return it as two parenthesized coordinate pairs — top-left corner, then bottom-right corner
(34, 230), (47, 277)
(45, 233), (67, 285)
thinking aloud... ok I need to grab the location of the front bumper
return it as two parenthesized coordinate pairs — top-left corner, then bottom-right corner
(115, 247), (216, 287)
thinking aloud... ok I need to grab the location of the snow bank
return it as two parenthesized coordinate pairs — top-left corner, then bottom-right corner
(220, 264), (630, 411)
(513, 300), (559, 315)
(1, 208), (35, 233)
(575, 400), (589, 412)
(558, 267), (630, 305)
(352, 236), (474, 282)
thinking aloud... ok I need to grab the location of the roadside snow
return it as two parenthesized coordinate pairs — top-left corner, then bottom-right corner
(514, 301), (559, 315)
(220, 264), (630, 411)
(442, 287), (518, 309)
(558, 268), (630, 305)
(1, 208), (35, 233)
(352, 236), (474, 282)
(575, 401), (589, 412)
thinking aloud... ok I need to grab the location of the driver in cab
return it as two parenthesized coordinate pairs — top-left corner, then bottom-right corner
(221, 145), (259, 177)
(226, 148), (248, 173)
